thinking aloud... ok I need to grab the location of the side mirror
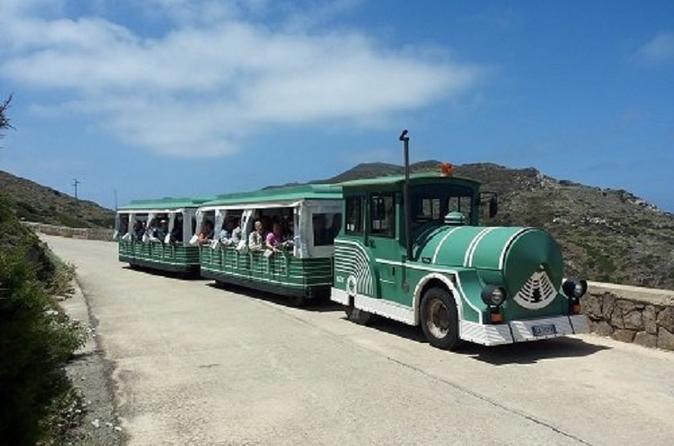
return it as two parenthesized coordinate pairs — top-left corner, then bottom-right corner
(479, 192), (498, 219)
(489, 195), (498, 218)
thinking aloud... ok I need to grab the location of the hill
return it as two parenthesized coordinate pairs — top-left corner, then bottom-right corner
(321, 162), (674, 290)
(0, 170), (114, 228)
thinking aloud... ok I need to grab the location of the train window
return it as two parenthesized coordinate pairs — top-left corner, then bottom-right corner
(370, 194), (395, 238)
(447, 196), (472, 217)
(118, 214), (129, 234)
(256, 207), (294, 241)
(313, 213), (342, 246)
(345, 196), (363, 234)
(419, 198), (441, 220)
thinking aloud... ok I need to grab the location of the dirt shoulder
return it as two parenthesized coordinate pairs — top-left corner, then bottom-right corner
(59, 279), (126, 445)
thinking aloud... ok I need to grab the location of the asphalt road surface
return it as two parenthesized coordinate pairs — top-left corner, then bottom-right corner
(44, 235), (674, 446)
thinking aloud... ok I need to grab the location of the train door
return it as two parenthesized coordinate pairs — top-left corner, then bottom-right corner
(367, 192), (405, 302)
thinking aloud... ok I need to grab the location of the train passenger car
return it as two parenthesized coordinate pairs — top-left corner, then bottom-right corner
(115, 197), (210, 274)
(330, 170), (589, 350)
(196, 184), (342, 305)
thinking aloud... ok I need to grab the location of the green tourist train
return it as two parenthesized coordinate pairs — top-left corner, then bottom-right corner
(330, 172), (587, 349)
(115, 197), (210, 274)
(194, 184), (343, 305)
(115, 132), (588, 350)
(330, 132), (587, 349)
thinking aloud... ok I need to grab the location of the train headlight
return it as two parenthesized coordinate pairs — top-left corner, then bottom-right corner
(563, 278), (587, 299)
(481, 285), (506, 307)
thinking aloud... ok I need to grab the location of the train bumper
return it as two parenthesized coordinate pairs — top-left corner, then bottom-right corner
(460, 315), (589, 346)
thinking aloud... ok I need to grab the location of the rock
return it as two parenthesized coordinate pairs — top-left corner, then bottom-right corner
(657, 327), (674, 351)
(602, 293), (616, 320)
(656, 307), (674, 331)
(114, 426), (123, 432)
(616, 299), (636, 314)
(582, 294), (602, 319)
(612, 329), (636, 343)
(623, 310), (643, 330)
(91, 419), (100, 428)
(610, 308), (624, 329)
(643, 305), (658, 334)
(105, 422), (113, 428)
(592, 320), (613, 336)
(634, 331), (657, 348)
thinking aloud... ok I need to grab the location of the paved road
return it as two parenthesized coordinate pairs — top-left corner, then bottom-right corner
(44, 235), (674, 446)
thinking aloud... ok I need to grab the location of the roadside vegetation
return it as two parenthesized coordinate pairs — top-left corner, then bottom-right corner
(1, 96), (86, 444)
(0, 196), (86, 445)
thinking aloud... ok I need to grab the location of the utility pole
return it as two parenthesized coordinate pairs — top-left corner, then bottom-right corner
(72, 178), (81, 199)
(114, 188), (118, 211)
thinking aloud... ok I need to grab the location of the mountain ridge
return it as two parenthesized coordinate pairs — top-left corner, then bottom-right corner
(0, 170), (114, 228)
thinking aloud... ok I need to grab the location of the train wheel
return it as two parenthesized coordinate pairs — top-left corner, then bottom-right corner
(420, 287), (460, 350)
(345, 304), (374, 325)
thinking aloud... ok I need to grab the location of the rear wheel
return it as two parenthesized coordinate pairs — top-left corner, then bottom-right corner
(420, 287), (461, 350)
(345, 304), (374, 325)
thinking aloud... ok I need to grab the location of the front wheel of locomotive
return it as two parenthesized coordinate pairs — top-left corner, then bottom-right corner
(420, 287), (461, 350)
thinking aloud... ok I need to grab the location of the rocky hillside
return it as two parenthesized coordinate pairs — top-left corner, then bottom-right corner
(0, 170), (114, 228)
(323, 162), (674, 290)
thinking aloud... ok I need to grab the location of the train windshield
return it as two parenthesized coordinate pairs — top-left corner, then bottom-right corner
(410, 184), (475, 228)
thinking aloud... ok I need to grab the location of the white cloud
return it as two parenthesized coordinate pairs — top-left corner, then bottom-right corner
(634, 31), (674, 65)
(0, 0), (482, 157)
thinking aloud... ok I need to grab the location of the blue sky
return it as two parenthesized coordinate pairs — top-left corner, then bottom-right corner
(1, 0), (673, 211)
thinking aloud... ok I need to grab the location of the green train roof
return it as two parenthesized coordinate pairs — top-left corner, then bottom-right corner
(118, 197), (213, 211)
(202, 184), (342, 207)
(337, 172), (480, 188)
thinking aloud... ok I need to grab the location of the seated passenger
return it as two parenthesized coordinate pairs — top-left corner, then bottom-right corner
(219, 219), (243, 247)
(146, 218), (163, 242)
(265, 222), (284, 252)
(282, 219), (295, 249)
(132, 221), (145, 241)
(171, 217), (184, 243)
(248, 220), (265, 251)
(197, 220), (214, 245)
(155, 219), (169, 241)
(230, 221), (243, 245)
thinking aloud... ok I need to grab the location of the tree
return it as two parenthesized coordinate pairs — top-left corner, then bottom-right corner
(0, 94), (13, 139)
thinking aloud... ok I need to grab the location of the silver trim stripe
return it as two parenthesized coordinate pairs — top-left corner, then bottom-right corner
(498, 227), (534, 270)
(432, 226), (464, 264)
(466, 227), (498, 267)
(462, 227), (492, 267)
(335, 240), (375, 296)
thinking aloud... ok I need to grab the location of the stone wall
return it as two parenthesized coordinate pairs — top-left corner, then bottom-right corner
(583, 281), (674, 351)
(23, 222), (114, 241)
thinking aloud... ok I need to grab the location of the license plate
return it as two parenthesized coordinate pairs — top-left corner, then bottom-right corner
(532, 324), (557, 337)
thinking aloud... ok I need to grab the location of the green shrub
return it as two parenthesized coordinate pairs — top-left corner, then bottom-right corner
(0, 198), (84, 445)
